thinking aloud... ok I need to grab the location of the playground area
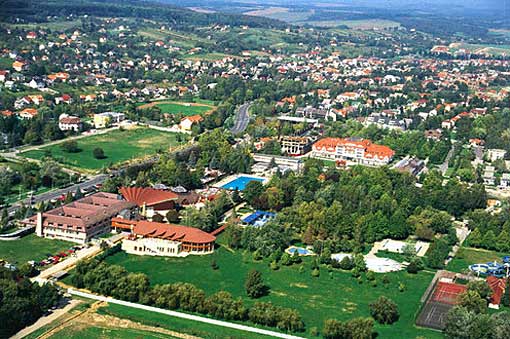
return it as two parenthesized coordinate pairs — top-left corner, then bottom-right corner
(469, 256), (510, 278)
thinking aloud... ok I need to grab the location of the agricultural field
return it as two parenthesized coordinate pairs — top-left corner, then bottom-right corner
(446, 246), (508, 274)
(302, 19), (401, 30)
(0, 234), (72, 264)
(244, 7), (313, 23)
(103, 245), (442, 338)
(137, 100), (215, 116)
(20, 128), (183, 171)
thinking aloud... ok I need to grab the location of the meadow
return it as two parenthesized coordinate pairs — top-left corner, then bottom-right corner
(21, 128), (182, 171)
(0, 234), (72, 264)
(103, 246), (442, 338)
(138, 100), (215, 116)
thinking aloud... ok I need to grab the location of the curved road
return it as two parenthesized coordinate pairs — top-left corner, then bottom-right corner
(230, 103), (251, 134)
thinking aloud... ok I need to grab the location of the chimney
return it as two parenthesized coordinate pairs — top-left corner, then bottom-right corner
(36, 212), (43, 237)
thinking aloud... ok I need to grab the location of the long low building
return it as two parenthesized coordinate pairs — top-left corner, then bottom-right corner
(112, 218), (216, 257)
(311, 137), (395, 167)
(22, 192), (136, 244)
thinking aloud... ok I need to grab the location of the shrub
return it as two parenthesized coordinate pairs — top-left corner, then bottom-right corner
(92, 147), (106, 159)
(311, 268), (320, 277)
(369, 296), (400, 324)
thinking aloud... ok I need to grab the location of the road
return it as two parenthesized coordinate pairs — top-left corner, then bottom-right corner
(11, 299), (81, 339)
(440, 143), (456, 175)
(7, 174), (107, 216)
(69, 289), (305, 339)
(230, 103), (251, 134)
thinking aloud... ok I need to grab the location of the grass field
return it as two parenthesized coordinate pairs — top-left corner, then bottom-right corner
(138, 101), (215, 116)
(98, 304), (274, 339)
(0, 234), (72, 264)
(103, 246), (441, 338)
(446, 247), (508, 274)
(21, 128), (182, 170)
(49, 325), (177, 339)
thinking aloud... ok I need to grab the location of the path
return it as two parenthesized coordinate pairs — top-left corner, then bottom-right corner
(440, 143), (456, 175)
(230, 103), (251, 134)
(11, 299), (81, 339)
(69, 289), (305, 339)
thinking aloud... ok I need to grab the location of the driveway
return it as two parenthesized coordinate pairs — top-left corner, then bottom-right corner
(11, 299), (81, 339)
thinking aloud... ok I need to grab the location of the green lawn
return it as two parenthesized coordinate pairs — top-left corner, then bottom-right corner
(156, 102), (213, 116)
(98, 304), (274, 339)
(103, 246), (442, 338)
(21, 128), (182, 170)
(446, 247), (508, 274)
(138, 100), (215, 116)
(0, 233), (72, 264)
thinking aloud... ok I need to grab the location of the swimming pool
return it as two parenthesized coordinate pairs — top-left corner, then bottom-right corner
(220, 176), (265, 191)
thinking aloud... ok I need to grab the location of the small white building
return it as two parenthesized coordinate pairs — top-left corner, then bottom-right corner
(58, 114), (82, 132)
(487, 149), (507, 162)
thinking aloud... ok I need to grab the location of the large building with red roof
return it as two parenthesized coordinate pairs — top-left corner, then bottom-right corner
(112, 218), (216, 257)
(22, 192), (136, 244)
(120, 187), (178, 220)
(311, 137), (395, 167)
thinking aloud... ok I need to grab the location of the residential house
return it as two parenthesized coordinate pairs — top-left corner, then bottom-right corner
(179, 115), (203, 131)
(58, 114), (82, 132)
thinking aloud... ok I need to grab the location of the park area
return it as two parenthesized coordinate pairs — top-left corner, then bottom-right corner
(0, 234), (72, 265)
(137, 100), (215, 116)
(20, 128), (182, 171)
(99, 244), (442, 338)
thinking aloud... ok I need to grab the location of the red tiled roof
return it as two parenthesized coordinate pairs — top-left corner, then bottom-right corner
(313, 137), (394, 158)
(487, 276), (506, 306)
(113, 218), (215, 244)
(120, 187), (178, 207)
(182, 115), (203, 123)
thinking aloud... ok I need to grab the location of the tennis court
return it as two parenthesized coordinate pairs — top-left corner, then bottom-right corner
(416, 281), (467, 330)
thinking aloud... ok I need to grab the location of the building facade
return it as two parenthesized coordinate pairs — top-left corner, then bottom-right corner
(311, 137), (395, 167)
(112, 218), (215, 257)
(22, 192), (136, 244)
(279, 136), (314, 156)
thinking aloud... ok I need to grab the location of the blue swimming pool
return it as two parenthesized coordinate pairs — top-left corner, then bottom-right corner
(220, 176), (265, 191)
(288, 247), (311, 255)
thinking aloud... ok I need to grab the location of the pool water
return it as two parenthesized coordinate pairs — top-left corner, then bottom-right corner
(220, 176), (265, 191)
(288, 247), (311, 255)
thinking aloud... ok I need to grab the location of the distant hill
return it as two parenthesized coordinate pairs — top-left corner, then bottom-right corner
(0, 0), (287, 29)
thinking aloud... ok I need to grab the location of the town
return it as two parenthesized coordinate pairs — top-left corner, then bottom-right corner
(1, 1), (510, 339)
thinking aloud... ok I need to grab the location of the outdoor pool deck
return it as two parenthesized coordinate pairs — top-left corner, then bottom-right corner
(214, 174), (268, 191)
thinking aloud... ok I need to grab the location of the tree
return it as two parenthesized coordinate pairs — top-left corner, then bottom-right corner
(61, 140), (80, 153)
(369, 296), (399, 324)
(467, 280), (492, 300)
(93, 147), (106, 159)
(165, 209), (180, 223)
(458, 290), (487, 314)
(243, 181), (265, 206)
(338, 256), (354, 270)
(354, 254), (367, 272)
(244, 270), (268, 298)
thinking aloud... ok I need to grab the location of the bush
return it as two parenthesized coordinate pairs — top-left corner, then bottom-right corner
(406, 261), (419, 274)
(270, 260), (279, 270)
(211, 260), (219, 270)
(311, 268), (320, 277)
(369, 296), (400, 324)
(92, 147), (106, 159)
(245, 270), (268, 298)
(61, 140), (80, 153)
(338, 256), (354, 270)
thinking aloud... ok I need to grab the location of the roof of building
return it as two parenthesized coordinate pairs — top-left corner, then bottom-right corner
(313, 137), (395, 158)
(120, 187), (178, 207)
(487, 276), (506, 306)
(22, 192), (135, 231)
(114, 218), (215, 244)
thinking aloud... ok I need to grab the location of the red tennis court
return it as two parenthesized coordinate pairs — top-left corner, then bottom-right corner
(431, 282), (467, 305)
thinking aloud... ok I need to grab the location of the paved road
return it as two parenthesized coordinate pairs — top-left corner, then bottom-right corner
(69, 289), (305, 339)
(230, 103), (251, 134)
(440, 144), (456, 175)
(7, 174), (107, 216)
(11, 299), (81, 339)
